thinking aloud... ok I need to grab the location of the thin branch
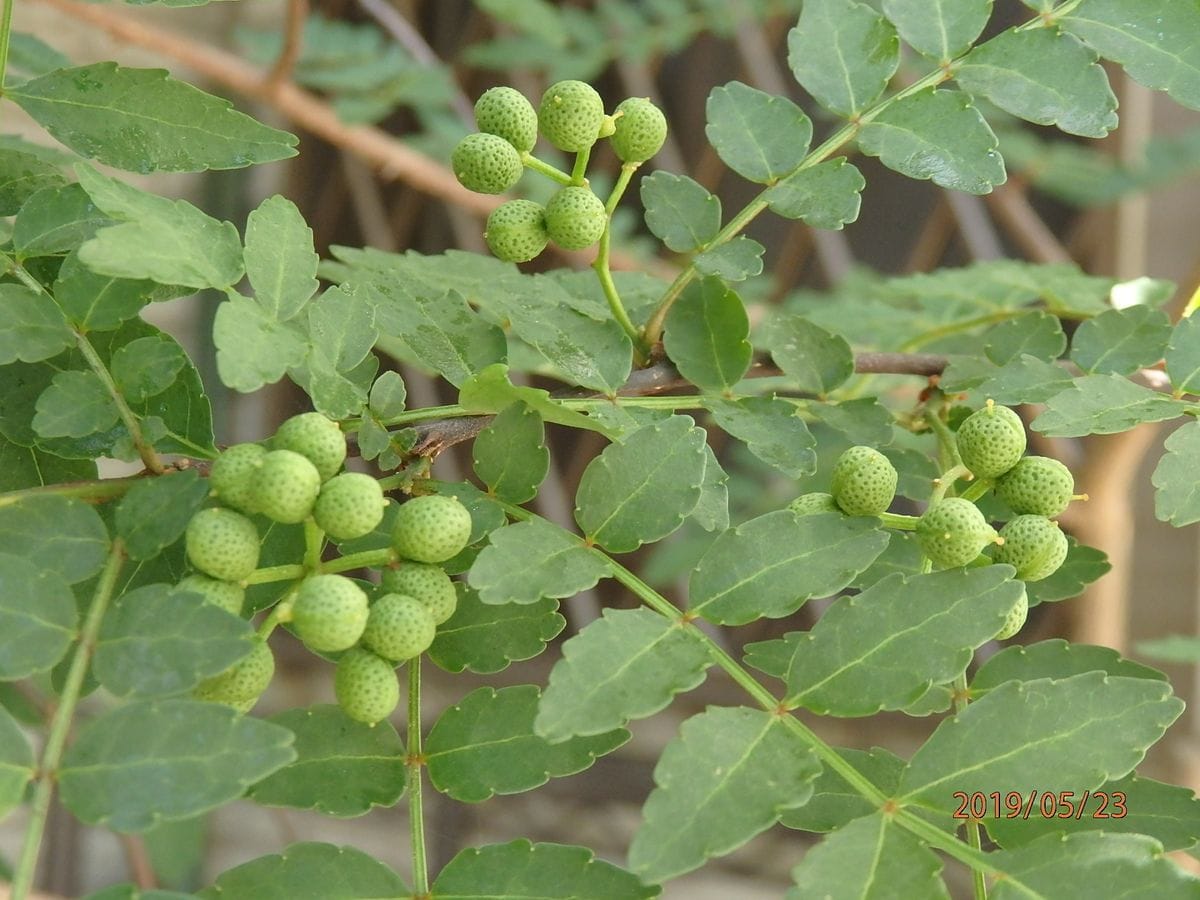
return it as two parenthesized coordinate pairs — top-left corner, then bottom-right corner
(984, 180), (1073, 264)
(265, 0), (308, 91)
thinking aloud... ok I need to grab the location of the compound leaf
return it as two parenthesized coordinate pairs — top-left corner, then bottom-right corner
(472, 402), (548, 504)
(763, 314), (855, 395)
(693, 235), (765, 283)
(0, 494), (110, 584)
(973, 640), (1166, 695)
(0, 706), (34, 818)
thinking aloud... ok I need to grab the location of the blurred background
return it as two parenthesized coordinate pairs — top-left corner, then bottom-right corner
(5, 0), (1200, 896)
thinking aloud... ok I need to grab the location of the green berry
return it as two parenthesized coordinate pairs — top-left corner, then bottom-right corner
(545, 186), (606, 250)
(485, 199), (549, 263)
(381, 564), (457, 625)
(273, 412), (346, 482)
(917, 498), (998, 570)
(209, 443), (266, 514)
(314, 473), (386, 541)
(252, 449), (321, 524)
(361, 593), (437, 662)
(474, 86), (538, 153)
(335, 648), (400, 726)
(538, 80), (605, 152)
(611, 97), (667, 163)
(291, 574), (369, 652)
(186, 508), (260, 582)
(788, 492), (841, 517)
(956, 403), (1026, 479)
(995, 456), (1075, 518)
(392, 495), (472, 564)
(995, 590), (1029, 641)
(193, 640), (274, 710)
(830, 446), (898, 516)
(451, 132), (523, 195)
(175, 574), (244, 616)
(994, 515), (1069, 582)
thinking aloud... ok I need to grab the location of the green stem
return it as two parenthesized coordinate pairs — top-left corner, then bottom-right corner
(522, 152), (573, 186)
(594, 163), (645, 358)
(898, 311), (1025, 353)
(244, 563), (306, 585)
(953, 671), (989, 900)
(959, 479), (994, 504)
(924, 407), (962, 470)
(931, 464), (972, 504)
(407, 657), (429, 896)
(322, 548), (397, 574)
(0, 0), (14, 101)
(303, 519), (325, 571)
(878, 512), (920, 532)
(11, 540), (126, 900)
(257, 590), (298, 639)
(0, 476), (142, 509)
(570, 145), (592, 185)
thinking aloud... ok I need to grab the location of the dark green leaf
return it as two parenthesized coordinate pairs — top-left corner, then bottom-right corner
(629, 706), (820, 883)
(60, 699), (295, 832)
(33, 370), (119, 438)
(429, 586), (564, 674)
(640, 172), (721, 252)
(763, 314), (855, 395)
(199, 843), (408, 899)
(691, 445), (730, 532)
(788, 0), (899, 116)
(0, 706), (34, 817)
(780, 747), (906, 833)
(0, 494), (110, 583)
(1025, 537), (1111, 605)
(13, 183), (113, 257)
(472, 403), (548, 504)
(977, 355), (1075, 404)
(52, 250), (154, 333)
(763, 158), (866, 229)
(114, 471), (210, 561)
(0, 283), (74, 365)
(704, 81), (812, 184)
(858, 88), (1006, 194)
(249, 705), (406, 816)
(0, 551), (77, 679)
(111, 336), (187, 403)
(1070, 306), (1171, 375)
(0, 147), (65, 215)
(1166, 314), (1200, 395)
(882, 0), (989, 60)
(9, 62), (298, 173)
(809, 398), (896, 447)
(985, 312), (1067, 365)
(458, 364), (614, 438)
(244, 195), (318, 321)
(468, 518), (609, 605)
(663, 277), (752, 393)
(1032, 374), (1187, 436)
(707, 397), (817, 478)
(972, 640), (1167, 695)
(693, 236), (765, 282)
(0, 437), (96, 491)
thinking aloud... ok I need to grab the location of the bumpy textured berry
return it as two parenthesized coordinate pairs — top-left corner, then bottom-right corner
(291, 574), (369, 652)
(186, 508), (260, 582)
(193, 640), (274, 709)
(995, 590), (1029, 641)
(917, 498), (998, 570)
(361, 593), (437, 662)
(485, 199), (549, 263)
(830, 446), (898, 516)
(474, 86), (538, 153)
(995, 456), (1075, 518)
(452, 132), (523, 195)
(335, 648), (400, 726)
(538, 80), (605, 152)
(956, 403), (1026, 479)
(314, 473), (386, 541)
(788, 492), (841, 517)
(252, 449), (321, 524)
(994, 515), (1068, 582)
(393, 495), (472, 563)
(611, 97), (667, 163)
(176, 574), (244, 616)
(381, 564), (457, 625)
(273, 412), (346, 482)
(545, 186), (606, 250)
(209, 443), (266, 515)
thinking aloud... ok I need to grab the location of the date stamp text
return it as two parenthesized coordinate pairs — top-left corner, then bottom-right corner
(951, 790), (1127, 820)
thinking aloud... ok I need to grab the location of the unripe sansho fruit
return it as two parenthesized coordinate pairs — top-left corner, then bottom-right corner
(611, 97), (668, 163)
(788, 492), (841, 517)
(474, 86), (538, 153)
(336, 648), (401, 726)
(538, 80), (605, 152)
(995, 590), (1029, 641)
(252, 449), (321, 525)
(545, 186), (606, 250)
(956, 403), (1026, 479)
(381, 564), (458, 625)
(451, 132), (523, 195)
(917, 498), (998, 570)
(994, 515), (1069, 582)
(273, 412), (346, 483)
(314, 472), (386, 541)
(361, 593), (437, 662)
(193, 640), (274, 709)
(186, 508), (260, 582)
(485, 199), (549, 263)
(291, 574), (369, 652)
(830, 446), (898, 516)
(995, 456), (1074, 518)
(176, 574), (244, 616)
(393, 495), (473, 563)
(209, 443), (266, 514)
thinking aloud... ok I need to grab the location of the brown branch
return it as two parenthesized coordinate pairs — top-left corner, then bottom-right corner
(266, 0), (308, 91)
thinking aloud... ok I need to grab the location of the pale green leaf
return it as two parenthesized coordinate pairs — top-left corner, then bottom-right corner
(0, 551), (77, 679)
(60, 699), (295, 832)
(199, 843), (408, 899)
(787, 812), (950, 900)
(467, 518), (609, 605)
(1136, 635), (1200, 663)
(955, 27), (1117, 138)
(985, 311), (1067, 365)
(0, 494), (110, 583)
(857, 88), (1006, 194)
(693, 236), (765, 282)
(115, 470), (210, 561)
(1153, 421), (1200, 526)
(663, 277), (752, 393)
(763, 314), (855, 395)
(707, 397), (817, 478)
(977, 355), (1075, 405)
(534, 608), (711, 742)
(306, 285), (377, 373)
(629, 707), (820, 883)
(111, 335), (187, 403)
(33, 370), (120, 438)
(691, 444), (730, 532)
(0, 283), (75, 364)
(244, 195), (318, 321)
(214, 293), (308, 393)
(0, 706), (34, 818)
(52, 250), (154, 332)
(788, 0), (899, 116)
(13, 182), (113, 257)
(1070, 306), (1171, 375)
(704, 81), (812, 184)
(972, 640), (1166, 695)
(882, 0), (990, 60)
(780, 747), (907, 833)
(368, 370), (406, 418)
(249, 705), (406, 816)
(1165, 315), (1200, 395)
(458, 364), (615, 438)
(429, 586), (564, 674)
(9, 62), (298, 172)
(640, 172), (721, 252)
(574, 416), (708, 552)
(1031, 374), (1187, 436)
(0, 147), (65, 215)
(763, 158), (865, 229)
(472, 402), (548, 504)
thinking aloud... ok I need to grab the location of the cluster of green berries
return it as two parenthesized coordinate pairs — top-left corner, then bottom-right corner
(789, 402), (1083, 642)
(451, 82), (667, 263)
(177, 412), (472, 723)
